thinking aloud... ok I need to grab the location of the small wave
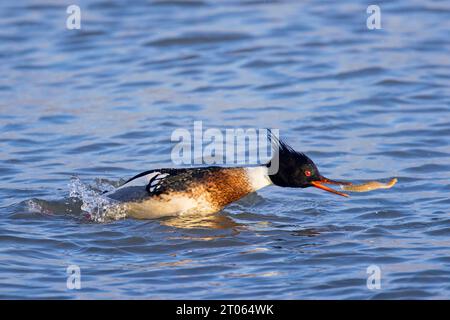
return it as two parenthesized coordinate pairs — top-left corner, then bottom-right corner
(145, 32), (251, 47)
(15, 177), (129, 223)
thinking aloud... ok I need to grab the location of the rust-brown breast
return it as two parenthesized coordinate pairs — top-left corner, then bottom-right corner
(198, 167), (254, 210)
(155, 167), (254, 212)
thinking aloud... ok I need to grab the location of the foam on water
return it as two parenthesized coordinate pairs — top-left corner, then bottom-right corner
(22, 177), (129, 223)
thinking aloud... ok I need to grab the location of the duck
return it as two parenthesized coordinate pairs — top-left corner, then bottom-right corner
(105, 135), (350, 219)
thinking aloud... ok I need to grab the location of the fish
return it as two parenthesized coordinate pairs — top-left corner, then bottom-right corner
(340, 178), (398, 192)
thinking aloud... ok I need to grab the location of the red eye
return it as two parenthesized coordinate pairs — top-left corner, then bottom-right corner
(304, 170), (311, 177)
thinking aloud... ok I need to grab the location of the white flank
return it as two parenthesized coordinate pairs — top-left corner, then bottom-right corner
(127, 194), (215, 219)
(244, 166), (272, 191)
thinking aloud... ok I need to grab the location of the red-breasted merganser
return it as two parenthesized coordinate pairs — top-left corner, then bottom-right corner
(106, 136), (350, 219)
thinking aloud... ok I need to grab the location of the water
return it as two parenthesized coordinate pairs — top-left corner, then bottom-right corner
(1, 0), (450, 299)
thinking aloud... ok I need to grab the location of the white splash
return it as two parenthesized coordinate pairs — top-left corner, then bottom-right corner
(68, 176), (128, 222)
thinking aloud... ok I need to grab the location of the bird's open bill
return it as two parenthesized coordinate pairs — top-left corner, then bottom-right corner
(311, 176), (351, 197)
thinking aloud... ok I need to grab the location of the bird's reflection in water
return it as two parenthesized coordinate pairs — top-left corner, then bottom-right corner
(161, 211), (322, 243)
(161, 213), (241, 233)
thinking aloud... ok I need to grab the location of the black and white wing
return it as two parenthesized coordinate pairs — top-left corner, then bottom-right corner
(106, 170), (170, 202)
(145, 172), (170, 193)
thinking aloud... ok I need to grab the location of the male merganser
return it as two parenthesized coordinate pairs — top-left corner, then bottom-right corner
(106, 135), (350, 219)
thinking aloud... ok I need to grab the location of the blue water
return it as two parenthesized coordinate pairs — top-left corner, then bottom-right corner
(1, 0), (450, 299)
